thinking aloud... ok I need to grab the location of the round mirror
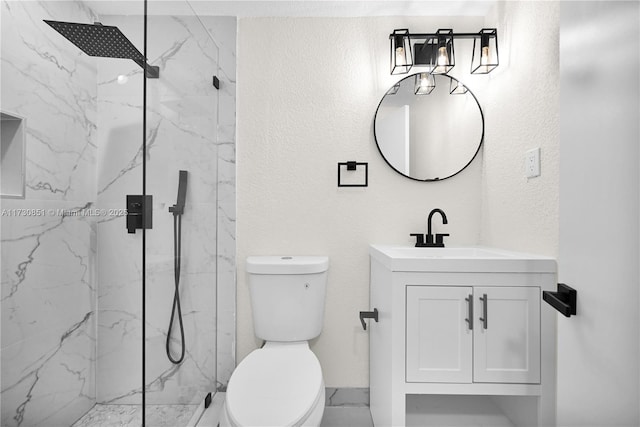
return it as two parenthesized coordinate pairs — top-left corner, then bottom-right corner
(374, 74), (484, 181)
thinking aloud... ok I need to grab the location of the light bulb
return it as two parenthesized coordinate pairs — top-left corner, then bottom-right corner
(437, 46), (449, 67)
(395, 46), (406, 67)
(117, 74), (128, 85)
(415, 73), (434, 95)
(480, 46), (490, 66)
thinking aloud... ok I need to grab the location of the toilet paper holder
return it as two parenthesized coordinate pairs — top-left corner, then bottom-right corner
(359, 308), (379, 330)
(543, 283), (577, 317)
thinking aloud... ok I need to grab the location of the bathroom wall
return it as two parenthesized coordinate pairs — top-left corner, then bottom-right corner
(1, 1), (99, 426)
(237, 4), (561, 389)
(479, 1), (560, 256)
(558, 1), (639, 425)
(237, 16), (486, 388)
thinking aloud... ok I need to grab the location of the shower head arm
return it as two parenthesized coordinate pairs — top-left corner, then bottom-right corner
(133, 59), (160, 79)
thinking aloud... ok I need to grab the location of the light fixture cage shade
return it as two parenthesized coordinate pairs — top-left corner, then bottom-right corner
(390, 29), (413, 75)
(471, 28), (499, 74)
(449, 78), (468, 95)
(430, 29), (454, 74)
(386, 82), (401, 95)
(414, 73), (435, 95)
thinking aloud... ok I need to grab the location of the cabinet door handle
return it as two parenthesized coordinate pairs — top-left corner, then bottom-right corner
(465, 294), (473, 330)
(479, 293), (488, 329)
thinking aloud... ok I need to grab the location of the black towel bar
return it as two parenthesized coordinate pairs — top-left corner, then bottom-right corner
(543, 283), (577, 317)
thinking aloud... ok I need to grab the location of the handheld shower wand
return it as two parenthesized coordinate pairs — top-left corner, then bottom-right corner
(169, 170), (187, 215)
(166, 170), (188, 364)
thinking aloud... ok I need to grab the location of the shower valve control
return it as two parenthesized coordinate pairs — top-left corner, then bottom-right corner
(126, 194), (153, 234)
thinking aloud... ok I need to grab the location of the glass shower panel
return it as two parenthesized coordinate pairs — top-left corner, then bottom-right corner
(144, 3), (219, 425)
(94, 3), (145, 416)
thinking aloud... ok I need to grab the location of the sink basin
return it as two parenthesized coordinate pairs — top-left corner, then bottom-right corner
(369, 244), (556, 273)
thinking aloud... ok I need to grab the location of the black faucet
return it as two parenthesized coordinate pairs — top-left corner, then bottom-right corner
(410, 208), (449, 248)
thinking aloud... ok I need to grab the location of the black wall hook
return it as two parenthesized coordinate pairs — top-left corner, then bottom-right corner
(543, 283), (577, 317)
(359, 308), (379, 330)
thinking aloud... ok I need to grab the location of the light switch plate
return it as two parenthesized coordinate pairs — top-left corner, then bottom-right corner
(525, 148), (541, 178)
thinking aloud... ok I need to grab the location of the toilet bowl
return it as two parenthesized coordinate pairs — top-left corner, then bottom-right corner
(221, 256), (329, 427)
(221, 342), (325, 427)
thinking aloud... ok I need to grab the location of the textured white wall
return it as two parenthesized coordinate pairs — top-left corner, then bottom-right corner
(480, 1), (560, 256)
(558, 2), (639, 425)
(237, 16), (486, 387)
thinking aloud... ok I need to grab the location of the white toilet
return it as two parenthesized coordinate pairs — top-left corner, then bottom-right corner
(221, 255), (329, 427)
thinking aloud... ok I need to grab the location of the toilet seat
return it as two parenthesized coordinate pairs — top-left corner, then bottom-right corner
(225, 342), (324, 427)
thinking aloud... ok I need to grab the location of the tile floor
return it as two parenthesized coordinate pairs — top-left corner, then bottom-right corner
(70, 393), (515, 427)
(195, 393), (374, 427)
(69, 398), (373, 427)
(196, 393), (514, 427)
(71, 404), (198, 427)
(320, 406), (374, 427)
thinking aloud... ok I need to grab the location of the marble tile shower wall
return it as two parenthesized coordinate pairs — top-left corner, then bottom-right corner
(1, 1), (99, 426)
(1, 2), (237, 426)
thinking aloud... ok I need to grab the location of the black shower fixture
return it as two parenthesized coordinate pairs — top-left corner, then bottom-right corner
(166, 170), (188, 364)
(43, 20), (159, 78)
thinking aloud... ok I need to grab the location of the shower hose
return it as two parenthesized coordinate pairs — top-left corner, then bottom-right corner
(166, 211), (186, 364)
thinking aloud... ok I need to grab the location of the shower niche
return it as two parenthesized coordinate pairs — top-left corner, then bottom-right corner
(1, 111), (26, 199)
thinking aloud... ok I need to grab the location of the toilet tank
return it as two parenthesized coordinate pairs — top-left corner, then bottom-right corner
(246, 256), (329, 342)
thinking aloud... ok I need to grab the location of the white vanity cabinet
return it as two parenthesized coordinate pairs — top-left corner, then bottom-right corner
(406, 286), (540, 385)
(368, 245), (557, 427)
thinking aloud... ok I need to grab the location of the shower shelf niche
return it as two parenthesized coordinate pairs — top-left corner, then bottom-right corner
(1, 111), (26, 199)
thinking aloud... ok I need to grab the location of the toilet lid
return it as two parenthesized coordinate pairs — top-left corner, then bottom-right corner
(226, 343), (323, 426)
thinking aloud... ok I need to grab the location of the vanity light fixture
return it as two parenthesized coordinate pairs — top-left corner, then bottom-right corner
(389, 28), (498, 76)
(413, 38), (436, 73)
(390, 29), (413, 75)
(414, 73), (436, 95)
(431, 29), (454, 74)
(449, 79), (468, 95)
(471, 28), (499, 74)
(386, 82), (401, 95)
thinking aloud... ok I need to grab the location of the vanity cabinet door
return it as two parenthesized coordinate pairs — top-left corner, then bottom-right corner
(406, 286), (473, 383)
(473, 286), (541, 384)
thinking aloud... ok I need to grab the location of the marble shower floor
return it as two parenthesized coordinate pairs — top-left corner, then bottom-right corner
(72, 404), (198, 427)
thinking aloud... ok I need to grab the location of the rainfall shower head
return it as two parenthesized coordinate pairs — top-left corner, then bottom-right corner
(43, 20), (159, 78)
(44, 20), (143, 59)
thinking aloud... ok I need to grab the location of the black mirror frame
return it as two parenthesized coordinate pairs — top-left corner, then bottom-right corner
(373, 74), (485, 182)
